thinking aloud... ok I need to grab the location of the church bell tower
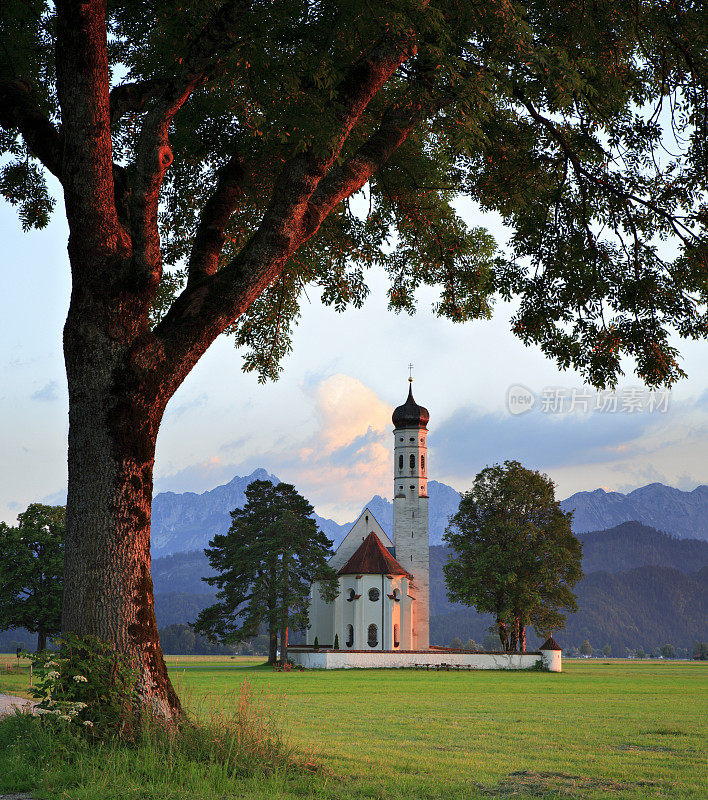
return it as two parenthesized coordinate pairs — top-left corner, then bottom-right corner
(392, 378), (430, 650)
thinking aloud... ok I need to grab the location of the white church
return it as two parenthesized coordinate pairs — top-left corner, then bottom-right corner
(291, 380), (562, 671)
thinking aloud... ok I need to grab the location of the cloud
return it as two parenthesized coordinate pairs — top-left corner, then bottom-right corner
(31, 381), (59, 402)
(164, 393), (208, 419)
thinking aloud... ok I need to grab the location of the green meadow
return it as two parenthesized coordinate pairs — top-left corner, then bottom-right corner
(1, 655), (705, 799)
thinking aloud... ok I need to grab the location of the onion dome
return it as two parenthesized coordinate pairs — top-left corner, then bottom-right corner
(392, 381), (429, 430)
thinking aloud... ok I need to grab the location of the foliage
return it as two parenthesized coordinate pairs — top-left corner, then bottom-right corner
(193, 480), (338, 661)
(449, 636), (463, 649)
(580, 639), (593, 656)
(1, 1), (706, 388)
(27, 633), (138, 741)
(159, 623), (239, 656)
(0, 504), (64, 651)
(333, 633), (339, 650)
(693, 641), (708, 660)
(602, 644), (612, 657)
(0, 678), (294, 798)
(444, 461), (582, 650)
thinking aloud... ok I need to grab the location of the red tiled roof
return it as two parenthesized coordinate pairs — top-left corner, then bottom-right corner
(337, 532), (413, 579)
(539, 636), (562, 651)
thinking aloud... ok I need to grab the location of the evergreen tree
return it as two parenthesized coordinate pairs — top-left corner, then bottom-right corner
(450, 636), (463, 649)
(580, 639), (593, 656)
(193, 480), (338, 663)
(602, 644), (612, 658)
(0, 504), (65, 651)
(444, 461), (582, 652)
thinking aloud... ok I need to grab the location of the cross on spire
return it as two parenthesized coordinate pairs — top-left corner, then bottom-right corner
(408, 363), (414, 382)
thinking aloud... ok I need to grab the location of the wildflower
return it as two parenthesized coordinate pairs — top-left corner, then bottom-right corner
(45, 660), (58, 667)
(74, 702), (87, 709)
(35, 708), (50, 715)
(72, 675), (88, 683)
(59, 715), (72, 721)
(45, 670), (60, 679)
(83, 720), (94, 728)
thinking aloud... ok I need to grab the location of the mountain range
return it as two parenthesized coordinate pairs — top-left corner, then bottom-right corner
(151, 469), (708, 556)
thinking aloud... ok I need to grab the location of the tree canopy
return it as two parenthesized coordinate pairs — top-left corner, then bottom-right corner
(443, 461), (582, 651)
(193, 480), (338, 663)
(0, 504), (65, 652)
(1, 0), (706, 388)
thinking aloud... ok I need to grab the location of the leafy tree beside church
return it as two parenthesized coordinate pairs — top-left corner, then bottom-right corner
(193, 480), (338, 663)
(0, 504), (65, 652)
(444, 461), (582, 652)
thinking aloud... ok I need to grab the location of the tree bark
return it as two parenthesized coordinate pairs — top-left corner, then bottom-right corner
(268, 630), (278, 664)
(497, 620), (509, 651)
(36, 628), (46, 653)
(280, 625), (288, 665)
(61, 298), (181, 720)
(518, 619), (526, 652)
(510, 617), (519, 652)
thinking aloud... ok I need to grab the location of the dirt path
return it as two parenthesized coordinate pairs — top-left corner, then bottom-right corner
(0, 693), (34, 717)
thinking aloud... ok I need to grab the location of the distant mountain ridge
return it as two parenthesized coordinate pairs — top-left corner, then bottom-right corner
(151, 470), (708, 555)
(561, 483), (708, 539)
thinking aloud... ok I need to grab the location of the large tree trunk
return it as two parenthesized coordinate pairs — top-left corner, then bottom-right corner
(518, 619), (526, 653)
(61, 302), (181, 721)
(268, 630), (278, 664)
(497, 620), (509, 651)
(36, 628), (46, 653)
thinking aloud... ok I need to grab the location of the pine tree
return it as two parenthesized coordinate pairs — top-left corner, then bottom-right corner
(193, 480), (338, 664)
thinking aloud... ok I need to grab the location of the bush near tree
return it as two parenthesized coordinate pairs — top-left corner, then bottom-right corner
(580, 639), (593, 657)
(602, 644), (612, 657)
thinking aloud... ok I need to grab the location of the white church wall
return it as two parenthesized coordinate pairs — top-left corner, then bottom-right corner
(290, 650), (549, 670)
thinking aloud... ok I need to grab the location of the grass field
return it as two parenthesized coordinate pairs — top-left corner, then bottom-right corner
(1, 655), (706, 799)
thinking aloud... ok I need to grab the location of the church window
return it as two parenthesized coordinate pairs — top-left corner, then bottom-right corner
(410, 437), (415, 442)
(399, 437), (403, 442)
(393, 588), (400, 601)
(398, 455), (403, 470)
(394, 624), (400, 648)
(368, 588), (380, 602)
(367, 624), (378, 648)
(410, 454), (415, 469)
(421, 455), (425, 471)
(365, 515), (368, 524)
(346, 589), (356, 602)
(346, 625), (354, 648)
(410, 485), (415, 490)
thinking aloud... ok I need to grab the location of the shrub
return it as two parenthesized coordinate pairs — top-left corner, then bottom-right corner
(313, 636), (319, 650)
(27, 633), (137, 741)
(333, 634), (339, 650)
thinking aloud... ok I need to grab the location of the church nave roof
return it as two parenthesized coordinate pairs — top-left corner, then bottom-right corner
(337, 532), (413, 579)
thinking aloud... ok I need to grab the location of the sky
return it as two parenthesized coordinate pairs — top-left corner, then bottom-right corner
(1, 186), (706, 525)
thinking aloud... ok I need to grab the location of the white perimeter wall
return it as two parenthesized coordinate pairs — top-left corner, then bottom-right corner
(290, 650), (548, 670)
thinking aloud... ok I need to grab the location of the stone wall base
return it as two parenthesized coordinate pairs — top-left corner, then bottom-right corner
(289, 649), (552, 670)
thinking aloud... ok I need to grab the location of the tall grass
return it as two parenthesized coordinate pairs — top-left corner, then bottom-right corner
(0, 679), (303, 799)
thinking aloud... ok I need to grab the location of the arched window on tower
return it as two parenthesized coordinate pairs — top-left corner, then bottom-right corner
(421, 454), (425, 472)
(410, 454), (415, 469)
(393, 624), (400, 648)
(398, 454), (403, 470)
(346, 625), (354, 648)
(367, 624), (378, 648)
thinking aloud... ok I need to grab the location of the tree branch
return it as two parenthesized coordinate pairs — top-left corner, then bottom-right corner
(109, 79), (165, 125)
(130, 0), (253, 290)
(186, 154), (250, 287)
(0, 79), (63, 178)
(151, 22), (420, 394)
